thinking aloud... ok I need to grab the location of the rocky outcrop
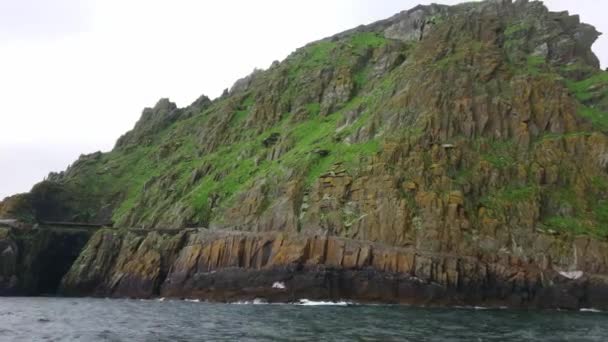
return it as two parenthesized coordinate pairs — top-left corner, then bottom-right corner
(115, 99), (182, 149)
(0, 226), (94, 295)
(60, 229), (608, 309)
(61, 229), (188, 297)
(0, 228), (19, 295)
(3, 0), (608, 308)
(383, 4), (448, 42)
(0, 194), (34, 223)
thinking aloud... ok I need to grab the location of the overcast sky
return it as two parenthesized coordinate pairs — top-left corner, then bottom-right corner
(0, 0), (605, 200)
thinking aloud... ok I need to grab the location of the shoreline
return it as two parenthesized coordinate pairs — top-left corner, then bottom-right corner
(4, 227), (608, 311)
(2, 295), (607, 313)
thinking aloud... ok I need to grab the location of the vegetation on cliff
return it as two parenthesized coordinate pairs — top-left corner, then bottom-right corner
(1, 0), (608, 263)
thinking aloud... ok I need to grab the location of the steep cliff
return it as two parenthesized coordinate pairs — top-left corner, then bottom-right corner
(3, 0), (608, 307)
(60, 228), (608, 308)
(0, 225), (93, 295)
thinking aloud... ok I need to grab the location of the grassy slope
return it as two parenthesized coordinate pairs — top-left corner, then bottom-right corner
(23, 6), (608, 239)
(64, 32), (393, 227)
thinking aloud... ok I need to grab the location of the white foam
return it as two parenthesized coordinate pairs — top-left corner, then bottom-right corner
(229, 298), (359, 306)
(559, 270), (584, 280)
(158, 298), (166, 302)
(272, 282), (286, 290)
(296, 299), (352, 306)
(184, 299), (200, 303)
(453, 306), (507, 310)
(232, 298), (269, 305)
(580, 308), (602, 313)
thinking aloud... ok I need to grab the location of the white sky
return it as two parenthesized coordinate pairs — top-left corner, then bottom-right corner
(0, 0), (605, 199)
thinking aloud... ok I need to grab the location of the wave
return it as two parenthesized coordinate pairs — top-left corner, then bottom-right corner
(272, 282), (286, 289)
(295, 299), (354, 306)
(229, 299), (356, 306)
(580, 308), (602, 313)
(231, 298), (270, 305)
(453, 306), (508, 310)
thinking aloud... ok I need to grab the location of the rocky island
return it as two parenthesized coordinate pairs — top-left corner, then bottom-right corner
(2, 0), (608, 310)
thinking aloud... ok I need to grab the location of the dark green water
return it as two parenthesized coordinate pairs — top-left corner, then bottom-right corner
(0, 298), (607, 341)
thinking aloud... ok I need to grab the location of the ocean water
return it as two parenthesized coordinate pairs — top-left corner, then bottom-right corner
(0, 298), (607, 341)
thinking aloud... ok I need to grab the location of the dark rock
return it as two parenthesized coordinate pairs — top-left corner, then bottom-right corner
(56, 230), (608, 309)
(262, 133), (281, 148)
(114, 98), (180, 149)
(0, 227), (93, 295)
(314, 149), (330, 157)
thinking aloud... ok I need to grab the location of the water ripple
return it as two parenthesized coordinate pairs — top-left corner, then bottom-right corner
(0, 297), (607, 341)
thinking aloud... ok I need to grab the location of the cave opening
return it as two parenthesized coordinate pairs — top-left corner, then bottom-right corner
(32, 230), (91, 295)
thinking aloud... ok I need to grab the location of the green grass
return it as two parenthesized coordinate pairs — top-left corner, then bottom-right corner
(61, 145), (164, 224)
(304, 41), (336, 67)
(543, 216), (592, 236)
(286, 31), (388, 82)
(231, 110), (249, 125)
(536, 131), (592, 143)
(480, 185), (538, 210)
(552, 187), (584, 212)
(270, 31), (392, 130)
(504, 22), (530, 37)
(354, 67), (371, 89)
(591, 176), (608, 193)
(185, 142), (260, 223)
(453, 167), (473, 186)
(526, 55), (546, 76)
(306, 103), (321, 117)
(594, 200), (608, 225)
(430, 40), (485, 70)
(112, 150), (185, 223)
(426, 14), (445, 26)
(567, 72), (608, 101)
(542, 215), (608, 239)
(277, 108), (380, 184)
(96, 113), (211, 224)
(230, 95), (255, 125)
(349, 32), (387, 53)
(475, 139), (517, 169)
(176, 96), (383, 223)
(564, 71), (608, 131)
(539, 179), (608, 238)
(303, 139), (381, 186)
(560, 61), (596, 78)
(287, 40), (336, 77)
(578, 105), (608, 131)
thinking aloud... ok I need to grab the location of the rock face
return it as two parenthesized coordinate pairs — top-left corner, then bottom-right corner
(3, 0), (608, 307)
(0, 229), (19, 295)
(0, 226), (94, 295)
(60, 229), (608, 309)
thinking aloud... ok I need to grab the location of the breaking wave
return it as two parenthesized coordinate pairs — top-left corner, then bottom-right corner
(581, 308), (603, 313)
(295, 299), (354, 306)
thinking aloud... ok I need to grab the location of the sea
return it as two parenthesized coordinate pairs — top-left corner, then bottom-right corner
(0, 297), (607, 341)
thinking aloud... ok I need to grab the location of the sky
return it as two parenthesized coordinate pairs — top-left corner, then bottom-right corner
(0, 0), (606, 200)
